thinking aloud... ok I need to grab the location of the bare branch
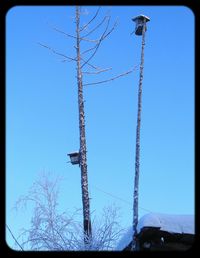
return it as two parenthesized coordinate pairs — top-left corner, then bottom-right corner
(39, 42), (102, 69)
(53, 27), (77, 39)
(38, 43), (77, 62)
(82, 15), (108, 38)
(6, 224), (24, 251)
(83, 17), (118, 45)
(81, 14), (118, 43)
(80, 37), (99, 43)
(52, 26), (99, 43)
(81, 45), (97, 56)
(82, 67), (112, 75)
(80, 36), (107, 70)
(80, 7), (101, 32)
(81, 16), (117, 69)
(83, 66), (138, 86)
(101, 18), (119, 40)
(80, 57), (104, 71)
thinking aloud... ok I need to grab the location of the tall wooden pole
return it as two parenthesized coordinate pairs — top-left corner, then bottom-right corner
(75, 6), (92, 246)
(132, 19), (146, 251)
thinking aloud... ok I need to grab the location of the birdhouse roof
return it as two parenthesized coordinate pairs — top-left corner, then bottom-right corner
(67, 151), (79, 157)
(132, 14), (150, 22)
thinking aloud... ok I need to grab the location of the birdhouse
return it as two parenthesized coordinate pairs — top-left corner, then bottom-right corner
(67, 151), (80, 165)
(132, 14), (150, 36)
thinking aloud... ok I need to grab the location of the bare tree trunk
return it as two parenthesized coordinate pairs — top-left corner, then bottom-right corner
(132, 20), (146, 251)
(75, 6), (92, 246)
(39, 5), (138, 249)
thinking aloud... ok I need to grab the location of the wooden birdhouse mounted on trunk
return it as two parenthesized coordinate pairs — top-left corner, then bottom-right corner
(67, 151), (80, 165)
(132, 14), (150, 36)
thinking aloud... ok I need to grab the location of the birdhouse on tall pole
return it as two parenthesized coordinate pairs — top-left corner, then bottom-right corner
(132, 14), (150, 36)
(131, 14), (150, 251)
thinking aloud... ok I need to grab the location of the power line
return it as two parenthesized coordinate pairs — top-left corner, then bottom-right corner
(6, 224), (24, 251)
(90, 184), (153, 213)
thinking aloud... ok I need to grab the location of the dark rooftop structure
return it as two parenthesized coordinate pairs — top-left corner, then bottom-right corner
(116, 213), (194, 251)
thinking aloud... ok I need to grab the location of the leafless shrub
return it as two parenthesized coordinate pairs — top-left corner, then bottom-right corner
(12, 172), (124, 251)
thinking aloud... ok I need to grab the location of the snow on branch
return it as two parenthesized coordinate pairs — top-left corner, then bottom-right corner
(12, 173), (124, 251)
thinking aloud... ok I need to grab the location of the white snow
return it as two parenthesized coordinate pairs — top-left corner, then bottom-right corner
(137, 213), (194, 235)
(115, 226), (133, 251)
(115, 213), (194, 251)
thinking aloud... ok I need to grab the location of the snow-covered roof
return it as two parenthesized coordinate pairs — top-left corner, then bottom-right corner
(137, 213), (194, 235)
(115, 213), (194, 251)
(132, 14), (150, 22)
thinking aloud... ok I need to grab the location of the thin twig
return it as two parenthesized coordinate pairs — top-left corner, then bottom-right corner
(82, 67), (112, 75)
(81, 45), (97, 56)
(80, 41), (100, 69)
(38, 43), (77, 62)
(53, 27), (99, 43)
(83, 67), (138, 86)
(80, 57), (103, 71)
(80, 37), (99, 43)
(81, 16), (111, 69)
(82, 15), (108, 38)
(80, 7), (101, 32)
(101, 18), (119, 41)
(81, 16), (119, 70)
(53, 27), (77, 39)
(6, 224), (24, 251)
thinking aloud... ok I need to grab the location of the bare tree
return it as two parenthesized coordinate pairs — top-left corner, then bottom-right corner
(75, 6), (91, 246)
(90, 205), (125, 250)
(39, 6), (137, 247)
(12, 172), (124, 251)
(14, 173), (80, 250)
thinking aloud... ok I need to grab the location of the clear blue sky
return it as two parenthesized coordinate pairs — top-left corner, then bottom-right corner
(6, 5), (194, 249)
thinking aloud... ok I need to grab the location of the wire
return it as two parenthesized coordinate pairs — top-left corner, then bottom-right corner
(90, 184), (153, 213)
(6, 224), (24, 251)
(92, 184), (132, 206)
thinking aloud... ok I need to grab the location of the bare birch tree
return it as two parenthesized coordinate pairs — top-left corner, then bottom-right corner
(75, 6), (92, 246)
(39, 5), (137, 247)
